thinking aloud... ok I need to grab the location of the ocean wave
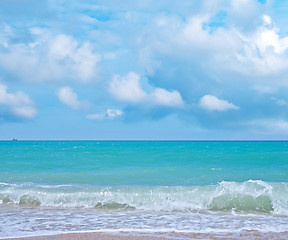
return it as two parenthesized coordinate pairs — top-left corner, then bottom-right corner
(0, 180), (287, 215)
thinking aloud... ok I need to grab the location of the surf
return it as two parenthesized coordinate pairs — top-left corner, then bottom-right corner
(1, 180), (287, 215)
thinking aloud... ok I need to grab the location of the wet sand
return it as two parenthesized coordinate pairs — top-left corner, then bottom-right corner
(4, 231), (288, 240)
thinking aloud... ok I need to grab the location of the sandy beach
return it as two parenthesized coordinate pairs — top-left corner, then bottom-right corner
(4, 231), (288, 240)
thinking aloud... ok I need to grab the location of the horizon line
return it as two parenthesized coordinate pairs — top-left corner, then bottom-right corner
(1, 139), (288, 142)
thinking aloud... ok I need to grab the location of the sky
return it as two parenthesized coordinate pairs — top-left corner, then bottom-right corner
(1, 0), (288, 140)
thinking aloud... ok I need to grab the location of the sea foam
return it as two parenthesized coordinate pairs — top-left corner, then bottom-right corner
(1, 180), (287, 215)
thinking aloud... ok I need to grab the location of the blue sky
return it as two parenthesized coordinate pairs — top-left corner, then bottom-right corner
(1, 0), (288, 140)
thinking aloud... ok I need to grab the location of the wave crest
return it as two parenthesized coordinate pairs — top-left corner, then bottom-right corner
(0, 181), (287, 215)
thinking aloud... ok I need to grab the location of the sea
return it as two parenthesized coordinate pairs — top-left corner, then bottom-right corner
(0, 140), (288, 239)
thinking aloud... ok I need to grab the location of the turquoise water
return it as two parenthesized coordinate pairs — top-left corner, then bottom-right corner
(1, 141), (288, 185)
(1, 141), (288, 238)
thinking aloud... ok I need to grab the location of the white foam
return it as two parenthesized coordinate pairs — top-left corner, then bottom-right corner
(1, 207), (288, 239)
(1, 181), (288, 215)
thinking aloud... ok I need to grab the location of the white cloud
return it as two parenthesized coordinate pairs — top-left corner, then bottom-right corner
(49, 34), (101, 81)
(107, 109), (123, 118)
(0, 31), (101, 82)
(254, 15), (288, 55)
(176, 14), (240, 54)
(140, 3), (288, 86)
(109, 72), (185, 107)
(199, 95), (239, 111)
(151, 88), (184, 107)
(57, 86), (88, 110)
(86, 109), (123, 120)
(0, 83), (37, 119)
(12, 106), (37, 119)
(232, 14), (288, 76)
(149, 7), (288, 81)
(109, 72), (147, 103)
(49, 34), (78, 60)
(175, 12), (288, 77)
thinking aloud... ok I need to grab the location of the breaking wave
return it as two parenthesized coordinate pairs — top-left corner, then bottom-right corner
(0, 180), (287, 215)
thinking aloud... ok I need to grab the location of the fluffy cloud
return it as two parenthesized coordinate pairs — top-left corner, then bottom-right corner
(199, 95), (239, 111)
(57, 86), (88, 110)
(109, 72), (147, 103)
(0, 30), (101, 82)
(2, 0), (288, 138)
(179, 15), (239, 52)
(0, 83), (37, 119)
(86, 109), (123, 120)
(151, 88), (184, 107)
(109, 72), (184, 107)
(48, 34), (101, 81)
(142, 3), (288, 84)
(255, 15), (288, 55)
(232, 14), (288, 76)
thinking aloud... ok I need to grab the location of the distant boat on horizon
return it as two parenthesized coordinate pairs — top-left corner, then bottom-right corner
(12, 138), (18, 141)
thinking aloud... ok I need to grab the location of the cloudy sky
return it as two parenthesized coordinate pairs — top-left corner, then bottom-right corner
(1, 0), (288, 140)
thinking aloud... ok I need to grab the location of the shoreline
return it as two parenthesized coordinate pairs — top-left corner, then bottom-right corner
(4, 231), (288, 240)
